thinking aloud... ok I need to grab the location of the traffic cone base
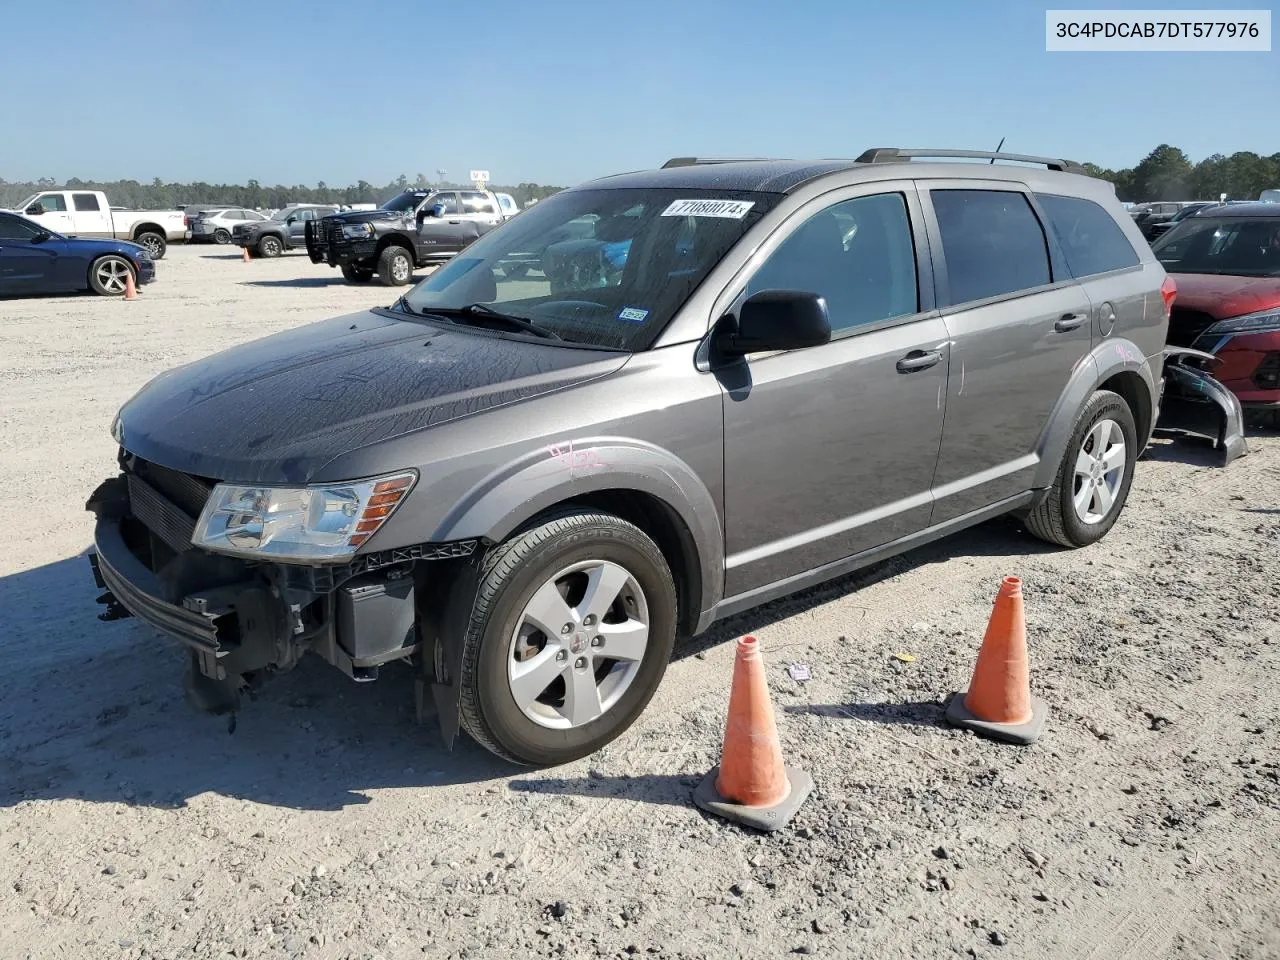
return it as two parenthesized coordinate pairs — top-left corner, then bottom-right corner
(242, 245), (251, 262)
(945, 691), (1048, 746)
(694, 764), (813, 833)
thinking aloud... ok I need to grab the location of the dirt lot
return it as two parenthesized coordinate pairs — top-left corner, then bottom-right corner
(1, 244), (1277, 960)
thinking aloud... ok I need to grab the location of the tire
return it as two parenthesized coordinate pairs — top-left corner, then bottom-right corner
(458, 510), (678, 766)
(377, 245), (414, 286)
(1026, 389), (1138, 548)
(213, 228), (231, 245)
(257, 234), (283, 258)
(135, 231), (166, 259)
(341, 262), (374, 283)
(88, 255), (135, 296)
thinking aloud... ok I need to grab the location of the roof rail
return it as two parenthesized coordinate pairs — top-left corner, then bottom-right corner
(661, 156), (774, 169)
(855, 148), (1087, 175)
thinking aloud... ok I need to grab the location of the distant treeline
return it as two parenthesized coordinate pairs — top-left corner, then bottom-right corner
(0, 174), (565, 212)
(3, 145), (1278, 211)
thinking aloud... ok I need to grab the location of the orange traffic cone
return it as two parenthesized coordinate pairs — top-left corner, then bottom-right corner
(242, 245), (252, 263)
(945, 576), (1048, 745)
(693, 636), (812, 831)
(123, 270), (137, 301)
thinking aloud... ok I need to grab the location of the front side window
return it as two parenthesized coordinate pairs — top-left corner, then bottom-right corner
(31, 194), (67, 213)
(0, 215), (43, 240)
(73, 192), (102, 212)
(932, 190), (1051, 304)
(745, 193), (919, 334)
(1153, 217), (1280, 278)
(431, 193), (461, 215)
(1035, 193), (1139, 278)
(402, 187), (780, 351)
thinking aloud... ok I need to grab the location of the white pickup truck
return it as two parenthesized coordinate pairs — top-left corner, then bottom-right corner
(7, 190), (186, 259)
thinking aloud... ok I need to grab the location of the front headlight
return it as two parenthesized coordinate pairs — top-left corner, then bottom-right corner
(110, 412), (123, 444)
(342, 223), (375, 239)
(192, 471), (416, 562)
(1203, 308), (1280, 337)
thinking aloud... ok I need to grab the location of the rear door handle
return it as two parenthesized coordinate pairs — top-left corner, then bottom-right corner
(1054, 312), (1087, 333)
(896, 349), (943, 373)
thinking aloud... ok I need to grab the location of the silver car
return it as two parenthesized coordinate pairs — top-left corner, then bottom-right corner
(189, 207), (268, 244)
(88, 148), (1242, 766)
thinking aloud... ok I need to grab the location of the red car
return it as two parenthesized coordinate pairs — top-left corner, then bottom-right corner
(1152, 203), (1280, 411)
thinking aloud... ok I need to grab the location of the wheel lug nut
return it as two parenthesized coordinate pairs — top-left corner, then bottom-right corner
(574, 657), (587, 669)
(561, 623), (573, 635)
(556, 650), (568, 662)
(583, 615), (597, 627)
(590, 637), (602, 647)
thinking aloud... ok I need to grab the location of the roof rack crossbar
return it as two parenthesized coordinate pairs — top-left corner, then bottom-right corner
(855, 148), (1087, 174)
(660, 156), (774, 169)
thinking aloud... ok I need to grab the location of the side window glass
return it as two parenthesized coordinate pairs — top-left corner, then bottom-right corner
(1035, 194), (1139, 278)
(73, 193), (102, 212)
(34, 194), (68, 213)
(0, 216), (41, 240)
(298, 209), (314, 221)
(931, 190), (1051, 303)
(746, 193), (919, 334)
(432, 193), (461, 215)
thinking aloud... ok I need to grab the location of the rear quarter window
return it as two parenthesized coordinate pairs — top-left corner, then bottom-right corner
(1035, 194), (1140, 278)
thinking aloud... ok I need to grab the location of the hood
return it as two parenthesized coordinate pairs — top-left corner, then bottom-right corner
(323, 209), (410, 225)
(57, 234), (148, 257)
(1169, 273), (1280, 320)
(116, 309), (627, 485)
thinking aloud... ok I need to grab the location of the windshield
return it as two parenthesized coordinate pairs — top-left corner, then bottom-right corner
(269, 207), (296, 221)
(381, 191), (428, 213)
(15, 194), (40, 211)
(1153, 217), (1280, 278)
(401, 187), (779, 350)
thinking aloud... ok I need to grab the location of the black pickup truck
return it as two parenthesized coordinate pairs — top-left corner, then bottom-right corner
(306, 189), (505, 285)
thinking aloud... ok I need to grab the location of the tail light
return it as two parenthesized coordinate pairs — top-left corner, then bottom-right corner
(1160, 275), (1177, 316)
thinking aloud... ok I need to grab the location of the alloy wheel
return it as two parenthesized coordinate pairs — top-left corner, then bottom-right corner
(95, 258), (132, 294)
(1072, 418), (1126, 524)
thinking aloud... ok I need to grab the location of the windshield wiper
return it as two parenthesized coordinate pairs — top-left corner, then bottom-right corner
(394, 295), (419, 315)
(421, 303), (564, 341)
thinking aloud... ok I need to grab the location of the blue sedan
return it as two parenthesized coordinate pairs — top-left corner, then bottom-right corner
(0, 211), (156, 297)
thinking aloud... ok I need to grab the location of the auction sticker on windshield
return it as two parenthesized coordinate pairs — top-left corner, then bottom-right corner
(660, 199), (755, 219)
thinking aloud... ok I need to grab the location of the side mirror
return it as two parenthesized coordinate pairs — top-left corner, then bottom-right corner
(26, 204), (44, 216)
(286, 216), (297, 224)
(30, 231), (51, 244)
(419, 203), (445, 220)
(719, 290), (832, 356)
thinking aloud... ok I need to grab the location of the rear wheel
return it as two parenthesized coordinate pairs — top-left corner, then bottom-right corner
(257, 234), (283, 258)
(341, 262), (374, 283)
(89, 256), (135, 296)
(1026, 389), (1137, 548)
(377, 245), (414, 286)
(458, 510), (677, 766)
(213, 228), (231, 245)
(135, 231), (166, 259)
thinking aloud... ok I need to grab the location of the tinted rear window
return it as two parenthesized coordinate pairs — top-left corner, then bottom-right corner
(931, 190), (1051, 304)
(1035, 194), (1139, 278)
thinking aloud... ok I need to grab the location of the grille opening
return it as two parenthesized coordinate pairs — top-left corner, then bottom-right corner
(1167, 307), (1218, 348)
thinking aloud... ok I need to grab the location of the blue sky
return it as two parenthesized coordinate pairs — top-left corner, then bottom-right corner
(2, 0), (1275, 187)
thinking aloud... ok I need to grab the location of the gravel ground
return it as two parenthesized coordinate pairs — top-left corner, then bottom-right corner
(1, 245), (1277, 960)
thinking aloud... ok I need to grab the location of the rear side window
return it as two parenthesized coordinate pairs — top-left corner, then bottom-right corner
(461, 191), (497, 214)
(931, 190), (1051, 304)
(1035, 194), (1140, 278)
(73, 193), (101, 212)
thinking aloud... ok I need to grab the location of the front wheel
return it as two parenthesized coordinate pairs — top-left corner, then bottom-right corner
(89, 255), (135, 296)
(257, 234), (283, 258)
(458, 510), (677, 766)
(1026, 389), (1137, 548)
(341, 262), (374, 283)
(213, 228), (231, 245)
(377, 246), (415, 286)
(135, 231), (166, 259)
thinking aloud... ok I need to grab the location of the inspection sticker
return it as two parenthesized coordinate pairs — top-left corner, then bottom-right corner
(660, 198), (755, 219)
(618, 307), (649, 323)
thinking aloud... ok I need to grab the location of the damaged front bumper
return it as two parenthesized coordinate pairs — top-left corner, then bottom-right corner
(85, 467), (481, 742)
(1156, 346), (1249, 466)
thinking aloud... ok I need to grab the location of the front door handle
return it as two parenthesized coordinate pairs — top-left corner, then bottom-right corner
(1054, 312), (1087, 332)
(896, 349), (943, 373)
(448, 220), (462, 224)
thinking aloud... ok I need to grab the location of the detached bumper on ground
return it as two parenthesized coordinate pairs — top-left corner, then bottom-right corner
(1157, 347), (1250, 465)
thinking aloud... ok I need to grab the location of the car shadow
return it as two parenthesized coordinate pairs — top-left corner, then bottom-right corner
(673, 514), (1054, 662)
(1142, 430), (1226, 466)
(242, 277), (361, 289)
(508, 772), (696, 808)
(0, 554), (508, 812)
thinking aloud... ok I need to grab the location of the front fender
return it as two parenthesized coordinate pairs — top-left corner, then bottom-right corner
(1032, 338), (1158, 489)
(429, 436), (724, 619)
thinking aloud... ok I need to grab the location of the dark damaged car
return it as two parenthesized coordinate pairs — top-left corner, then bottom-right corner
(88, 149), (1245, 767)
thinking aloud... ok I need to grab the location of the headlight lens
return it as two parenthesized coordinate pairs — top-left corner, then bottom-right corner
(1203, 308), (1280, 337)
(192, 471), (416, 561)
(110, 412), (123, 443)
(342, 223), (375, 239)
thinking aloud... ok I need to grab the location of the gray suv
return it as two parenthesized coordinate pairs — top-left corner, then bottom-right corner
(87, 149), (1180, 766)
